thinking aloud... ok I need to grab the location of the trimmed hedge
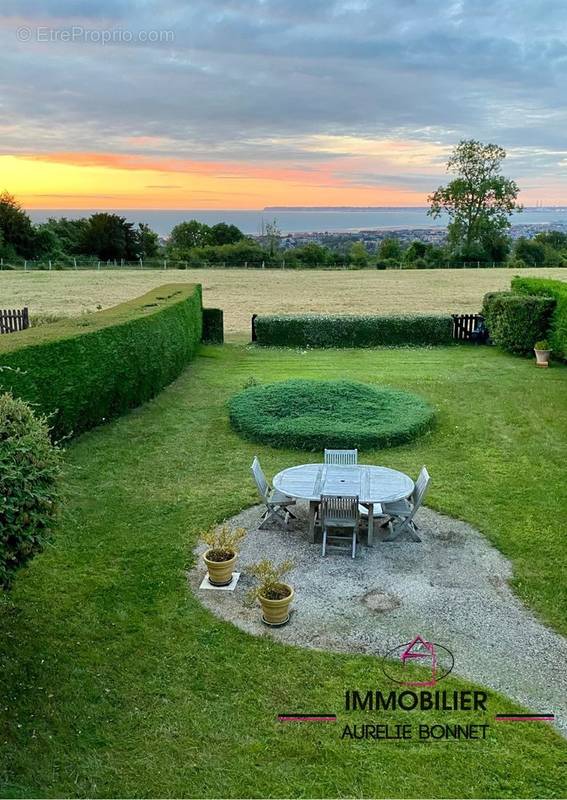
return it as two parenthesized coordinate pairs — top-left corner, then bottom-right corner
(0, 393), (62, 587)
(0, 284), (202, 439)
(254, 314), (453, 348)
(512, 277), (567, 358)
(202, 307), (224, 344)
(228, 379), (435, 451)
(482, 291), (556, 355)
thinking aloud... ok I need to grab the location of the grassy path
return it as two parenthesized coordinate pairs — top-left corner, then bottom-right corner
(1, 344), (566, 797)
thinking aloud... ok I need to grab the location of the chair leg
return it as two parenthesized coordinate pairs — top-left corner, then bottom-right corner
(384, 517), (421, 542)
(407, 520), (421, 542)
(383, 517), (407, 541)
(259, 506), (283, 530)
(351, 531), (357, 559)
(260, 503), (299, 530)
(322, 528), (327, 557)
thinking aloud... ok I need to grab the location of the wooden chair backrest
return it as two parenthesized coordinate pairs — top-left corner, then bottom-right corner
(320, 494), (359, 526)
(251, 456), (270, 502)
(324, 449), (358, 466)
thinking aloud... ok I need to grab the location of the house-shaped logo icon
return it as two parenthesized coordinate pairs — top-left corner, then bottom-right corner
(399, 635), (437, 686)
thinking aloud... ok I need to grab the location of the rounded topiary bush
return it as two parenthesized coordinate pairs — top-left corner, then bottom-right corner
(0, 392), (62, 588)
(228, 379), (435, 451)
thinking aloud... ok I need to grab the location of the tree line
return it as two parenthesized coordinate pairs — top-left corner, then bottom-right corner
(1, 140), (566, 269)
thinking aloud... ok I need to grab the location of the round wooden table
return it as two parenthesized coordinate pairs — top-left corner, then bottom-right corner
(273, 463), (414, 545)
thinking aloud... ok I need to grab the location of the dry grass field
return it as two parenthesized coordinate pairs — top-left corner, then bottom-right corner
(1, 267), (565, 340)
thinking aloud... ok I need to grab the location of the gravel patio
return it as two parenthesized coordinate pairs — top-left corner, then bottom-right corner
(190, 502), (567, 737)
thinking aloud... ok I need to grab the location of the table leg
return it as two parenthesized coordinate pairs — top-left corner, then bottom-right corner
(308, 501), (318, 543)
(367, 503), (374, 547)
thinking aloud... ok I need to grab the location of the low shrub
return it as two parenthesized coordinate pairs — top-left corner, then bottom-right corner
(254, 314), (453, 348)
(0, 284), (202, 439)
(202, 307), (224, 344)
(0, 392), (62, 587)
(375, 258), (400, 270)
(512, 276), (567, 358)
(228, 379), (435, 451)
(482, 291), (556, 355)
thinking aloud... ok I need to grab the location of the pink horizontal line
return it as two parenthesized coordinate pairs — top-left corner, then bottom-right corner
(495, 716), (554, 722)
(278, 716), (337, 722)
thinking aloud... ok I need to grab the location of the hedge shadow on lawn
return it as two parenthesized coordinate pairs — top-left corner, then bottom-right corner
(228, 378), (435, 451)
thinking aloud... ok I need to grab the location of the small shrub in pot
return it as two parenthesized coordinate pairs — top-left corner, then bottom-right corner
(201, 525), (246, 586)
(534, 339), (552, 368)
(246, 558), (294, 626)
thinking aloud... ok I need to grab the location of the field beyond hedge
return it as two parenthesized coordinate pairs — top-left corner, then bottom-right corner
(1, 267), (566, 339)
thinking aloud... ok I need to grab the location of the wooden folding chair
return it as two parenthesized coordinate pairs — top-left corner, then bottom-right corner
(320, 494), (360, 558)
(251, 457), (297, 530)
(383, 466), (430, 541)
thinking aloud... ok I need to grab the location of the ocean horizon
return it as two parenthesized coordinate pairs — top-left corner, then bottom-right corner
(27, 207), (567, 237)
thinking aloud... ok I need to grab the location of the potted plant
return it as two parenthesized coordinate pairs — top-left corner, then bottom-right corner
(534, 339), (552, 368)
(247, 559), (294, 626)
(201, 525), (246, 586)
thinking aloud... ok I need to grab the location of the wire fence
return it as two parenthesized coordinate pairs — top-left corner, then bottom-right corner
(0, 256), (525, 271)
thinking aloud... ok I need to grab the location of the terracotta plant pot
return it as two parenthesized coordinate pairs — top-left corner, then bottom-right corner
(259, 583), (294, 626)
(534, 348), (551, 368)
(203, 549), (236, 586)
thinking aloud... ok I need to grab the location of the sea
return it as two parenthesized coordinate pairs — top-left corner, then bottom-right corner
(27, 207), (567, 237)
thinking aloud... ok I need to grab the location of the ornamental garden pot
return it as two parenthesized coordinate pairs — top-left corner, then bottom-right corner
(203, 549), (237, 586)
(259, 583), (294, 626)
(534, 346), (552, 368)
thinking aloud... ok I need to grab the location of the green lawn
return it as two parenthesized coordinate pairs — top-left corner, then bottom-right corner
(1, 343), (566, 798)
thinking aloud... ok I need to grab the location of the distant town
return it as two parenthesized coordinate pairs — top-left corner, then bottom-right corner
(260, 221), (567, 253)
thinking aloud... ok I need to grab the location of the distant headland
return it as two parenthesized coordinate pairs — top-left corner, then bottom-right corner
(263, 206), (428, 212)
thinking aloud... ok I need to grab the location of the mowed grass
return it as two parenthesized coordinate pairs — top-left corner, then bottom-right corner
(1, 266), (566, 339)
(1, 343), (566, 798)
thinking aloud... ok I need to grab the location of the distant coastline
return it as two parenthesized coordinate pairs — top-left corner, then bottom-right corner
(27, 206), (567, 238)
(264, 205), (567, 212)
(263, 206), (429, 212)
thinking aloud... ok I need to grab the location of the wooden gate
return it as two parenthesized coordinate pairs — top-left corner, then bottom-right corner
(0, 307), (30, 334)
(451, 313), (486, 342)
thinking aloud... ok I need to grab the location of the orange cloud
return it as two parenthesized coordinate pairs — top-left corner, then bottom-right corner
(2, 150), (428, 209)
(18, 151), (331, 184)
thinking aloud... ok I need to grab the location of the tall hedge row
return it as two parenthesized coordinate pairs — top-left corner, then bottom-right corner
(512, 276), (567, 358)
(202, 307), (224, 344)
(0, 284), (202, 439)
(254, 314), (453, 348)
(481, 291), (556, 355)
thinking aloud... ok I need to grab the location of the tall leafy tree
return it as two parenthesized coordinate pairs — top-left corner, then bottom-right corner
(428, 140), (521, 260)
(135, 223), (160, 258)
(79, 213), (137, 260)
(0, 191), (37, 258)
(209, 222), (244, 245)
(41, 217), (88, 255)
(378, 237), (402, 261)
(168, 220), (211, 252)
(349, 241), (369, 267)
(263, 219), (281, 257)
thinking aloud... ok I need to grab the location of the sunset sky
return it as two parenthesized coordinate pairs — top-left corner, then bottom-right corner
(1, 0), (567, 209)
